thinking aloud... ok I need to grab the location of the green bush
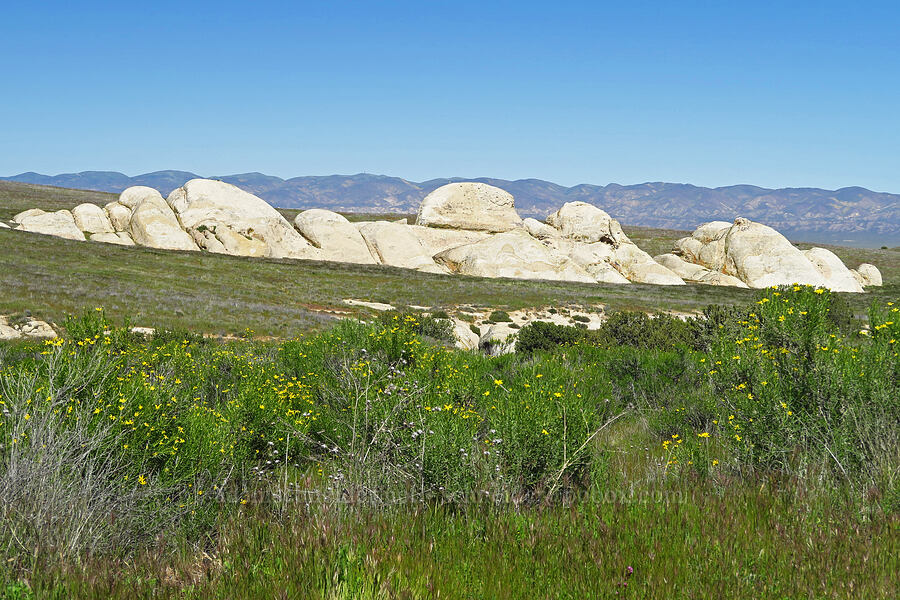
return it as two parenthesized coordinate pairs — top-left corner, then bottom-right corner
(516, 321), (587, 355)
(488, 310), (512, 323)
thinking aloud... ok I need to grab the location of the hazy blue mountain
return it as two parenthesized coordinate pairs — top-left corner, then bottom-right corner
(3, 170), (898, 246)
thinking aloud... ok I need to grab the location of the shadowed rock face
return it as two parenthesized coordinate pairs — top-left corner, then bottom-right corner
(5, 179), (881, 292)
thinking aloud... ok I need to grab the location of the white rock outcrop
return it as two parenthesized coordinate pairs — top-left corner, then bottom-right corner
(15, 210), (86, 241)
(523, 217), (559, 240)
(167, 179), (317, 259)
(667, 218), (874, 291)
(654, 253), (749, 288)
(802, 248), (864, 293)
(407, 225), (490, 256)
(546, 202), (629, 245)
(72, 203), (114, 234)
(294, 209), (376, 264)
(356, 221), (447, 273)
(13, 209), (47, 224)
(434, 229), (595, 283)
(129, 194), (198, 251)
(417, 183), (522, 232)
(852, 263), (883, 287)
(8, 178), (881, 293)
(104, 202), (133, 232)
(118, 186), (161, 210)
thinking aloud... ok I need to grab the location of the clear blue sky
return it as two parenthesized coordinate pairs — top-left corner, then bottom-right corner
(2, 0), (899, 191)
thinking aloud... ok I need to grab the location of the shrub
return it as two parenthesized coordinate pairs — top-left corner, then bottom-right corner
(516, 321), (587, 355)
(706, 285), (899, 483)
(377, 310), (454, 343)
(487, 310), (512, 323)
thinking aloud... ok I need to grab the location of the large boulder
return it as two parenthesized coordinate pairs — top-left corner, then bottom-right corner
(522, 217), (559, 240)
(15, 210), (85, 241)
(118, 186), (162, 210)
(129, 195), (198, 251)
(802, 248), (864, 293)
(612, 244), (685, 285)
(416, 182), (522, 232)
(13, 209), (47, 224)
(451, 319), (481, 351)
(545, 202), (628, 245)
(852, 263), (883, 287)
(167, 179), (318, 259)
(356, 221), (447, 273)
(673, 218), (831, 289)
(548, 239), (630, 284)
(104, 202), (133, 232)
(406, 225), (490, 255)
(655, 253), (748, 288)
(293, 209), (376, 264)
(479, 323), (518, 356)
(433, 229), (595, 283)
(72, 203), (114, 234)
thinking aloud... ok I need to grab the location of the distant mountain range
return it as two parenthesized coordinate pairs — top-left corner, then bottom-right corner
(4, 170), (899, 246)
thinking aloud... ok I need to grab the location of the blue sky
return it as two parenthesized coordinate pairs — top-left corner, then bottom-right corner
(1, 0), (899, 191)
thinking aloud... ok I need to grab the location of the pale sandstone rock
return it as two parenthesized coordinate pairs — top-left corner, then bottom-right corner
(417, 182), (522, 232)
(20, 319), (57, 339)
(13, 209), (46, 224)
(294, 209), (376, 264)
(167, 179), (317, 259)
(523, 217), (559, 240)
(90, 232), (132, 245)
(548, 239), (630, 284)
(546, 202), (628, 245)
(0, 317), (18, 340)
(612, 244), (686, 285)
(343, 299), (396, 311)
(479, 323), (518, 356)
(434, 229), (595, 283)
(854, 263), (883, 287)
(356, 221), (446, 272)
(15, 210), (86, 241)
(802, 248), (864, 293)
(406, 225), (490, 255)
(451, 318), (481, 351)
(714, 219), (826, 288)
(104, 202), (133, 231)
(118, 186), (162, 210)
(72, 203), (114, 234)
(672, 218), (834, 290)
(674, 237), (703, 263)
(654, 253), (748, 288)
(129, 195), (198, 251)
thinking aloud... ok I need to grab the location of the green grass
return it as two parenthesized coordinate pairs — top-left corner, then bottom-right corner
(0, 226), (771, 337)
(0, 294), (897, 598)
(19, 487), (898, 599)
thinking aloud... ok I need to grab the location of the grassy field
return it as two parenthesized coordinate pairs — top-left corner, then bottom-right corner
(1, 181), (897, 337)
(0, 288), (897, 598)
